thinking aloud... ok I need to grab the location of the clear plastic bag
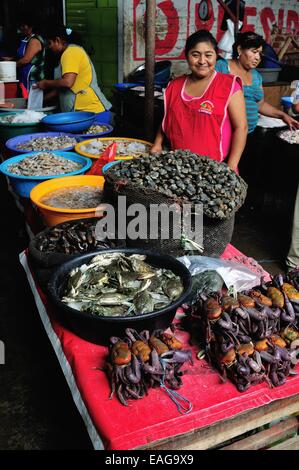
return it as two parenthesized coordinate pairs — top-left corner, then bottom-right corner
(178, 255), (261, 292)
(27, 85), (43, 110)
(218, 19), (242, 59)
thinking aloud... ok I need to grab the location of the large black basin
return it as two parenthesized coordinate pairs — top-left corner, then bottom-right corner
(47, 248), (192, 345)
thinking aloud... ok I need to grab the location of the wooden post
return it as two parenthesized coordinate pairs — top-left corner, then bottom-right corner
(144, 0), (156, 142)
(234, 0), (240, 38)
(216, 0), (240, 39)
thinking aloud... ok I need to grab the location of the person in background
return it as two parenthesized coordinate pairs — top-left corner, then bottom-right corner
(285, 100), (299, 271)
(215, 32), (299, 133)
(35, 24), (111, 114)
(16, 17), (45, 92)
(151, 30), (247, 172)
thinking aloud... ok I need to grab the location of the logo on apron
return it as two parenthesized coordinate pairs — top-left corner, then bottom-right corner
(199, 100), (214, 115)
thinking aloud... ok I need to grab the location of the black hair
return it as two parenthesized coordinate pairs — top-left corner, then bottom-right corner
(44, 24), (82, 46)
(17, 14), (38, 32)
(232, 32), (266, 58)
(185, 30), (218, 57)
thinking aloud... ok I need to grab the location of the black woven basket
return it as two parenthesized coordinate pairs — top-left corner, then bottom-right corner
(103, 173), (241, 257)
(28, 217), (125, 291)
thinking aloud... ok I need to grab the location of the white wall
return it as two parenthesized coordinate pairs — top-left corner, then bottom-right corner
(123, 0), (299, 77)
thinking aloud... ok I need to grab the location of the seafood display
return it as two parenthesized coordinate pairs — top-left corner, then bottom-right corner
(83, 124), (111, 135)
(106, 150), (247, 219)
(62, 252), (184, 316)
(0, 110), (46, 124)
(80, 139), (151, 157)
(35, 219), (119, 254)
(41, 185), (102, 209)
(17, 135), (77, 151)
(106, 328), (193, 406)
(278, 129), (299, 144)
(187, 268), (299, 392)
(7, 152), (82, 177)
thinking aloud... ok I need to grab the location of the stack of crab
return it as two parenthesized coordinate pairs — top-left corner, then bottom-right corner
(105, 328), (193, 406)
(188, 268), (299, 392)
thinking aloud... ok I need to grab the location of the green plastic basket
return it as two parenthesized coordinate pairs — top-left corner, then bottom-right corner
(0, 112), (42, 142)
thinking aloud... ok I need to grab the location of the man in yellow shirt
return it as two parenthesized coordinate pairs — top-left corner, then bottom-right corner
(36, 24), (111, 114)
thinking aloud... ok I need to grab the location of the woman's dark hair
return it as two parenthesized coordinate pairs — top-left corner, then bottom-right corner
(185, 30), (218, 57)
(17, 14), (38, 32)
(232, 32), (266, 58)
(44, 24), (82, 46)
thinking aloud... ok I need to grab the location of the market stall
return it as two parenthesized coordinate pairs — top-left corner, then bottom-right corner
(19, 246), (299, 450)
(0, 104), (298, 451)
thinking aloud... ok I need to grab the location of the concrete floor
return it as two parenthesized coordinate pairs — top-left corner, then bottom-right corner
(0, 172), (295, 450)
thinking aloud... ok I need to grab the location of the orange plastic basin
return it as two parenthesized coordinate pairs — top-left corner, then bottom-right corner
(30, 175), (105, 227)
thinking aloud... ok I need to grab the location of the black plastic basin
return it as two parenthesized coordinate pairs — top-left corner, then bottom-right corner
(47, 248), (192, 345)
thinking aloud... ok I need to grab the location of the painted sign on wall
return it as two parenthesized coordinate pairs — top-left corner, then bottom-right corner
(123, 0), (299, 75)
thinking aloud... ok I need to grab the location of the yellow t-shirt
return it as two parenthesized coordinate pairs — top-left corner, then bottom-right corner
(60, 46), (105, 113)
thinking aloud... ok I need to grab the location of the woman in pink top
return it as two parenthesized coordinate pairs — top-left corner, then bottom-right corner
(151, 30), (247, 172)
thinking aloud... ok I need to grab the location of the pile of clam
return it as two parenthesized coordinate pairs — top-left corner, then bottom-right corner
(7, 152), (82, 176)
(106, 150), (247, 219)
(17, 135), (77, 152)
(187, 269), (299, 392)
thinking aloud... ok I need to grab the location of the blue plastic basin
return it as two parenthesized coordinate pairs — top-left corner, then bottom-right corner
(5, 132), (78, 154)
(281, 96), (294, 109)
(41, 111), (96, 132)
(0, 151), (92, 198)
(113, 83), (140, 90)
(94, 111), (112, 125)
(74, 123), (114, 141)
(102, 160), (123, 174)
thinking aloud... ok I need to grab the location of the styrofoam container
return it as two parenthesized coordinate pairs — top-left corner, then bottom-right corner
(0, 61), (16, 81)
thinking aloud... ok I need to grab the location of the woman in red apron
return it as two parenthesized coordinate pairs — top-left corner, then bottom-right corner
(151, 30), (247, 172)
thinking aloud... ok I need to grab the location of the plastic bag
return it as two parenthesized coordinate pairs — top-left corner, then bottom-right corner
(177, 255), (261, 292)
(189, 270), (224, 297)
(86, 142), (117, 176)
(218, 19), (242, 59)
(27, 85), (43, 110)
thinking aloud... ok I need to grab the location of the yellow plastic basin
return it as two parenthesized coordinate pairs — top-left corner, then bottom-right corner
(30, 175), (105, 227)
(75, 137), (152, 160)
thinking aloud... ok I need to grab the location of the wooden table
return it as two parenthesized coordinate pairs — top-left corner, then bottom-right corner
(19, 248), (299, 451)
(263, 81), (291, 109)
(138, 395), (299, 450)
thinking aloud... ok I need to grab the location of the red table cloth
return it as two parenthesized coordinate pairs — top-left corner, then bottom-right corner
(19, 246), (299, 450)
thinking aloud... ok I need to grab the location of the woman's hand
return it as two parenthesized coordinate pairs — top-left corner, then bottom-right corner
(0, 101), (15, 108)
(35, 80), (48, 90)
(282, 113), (299, 130)
(227, 162), (238, 173)
(150, 143), (163, 154)
(150, 124), (165, 154)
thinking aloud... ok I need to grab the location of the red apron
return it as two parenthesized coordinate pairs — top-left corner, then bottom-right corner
(162, 72), (240, 162)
